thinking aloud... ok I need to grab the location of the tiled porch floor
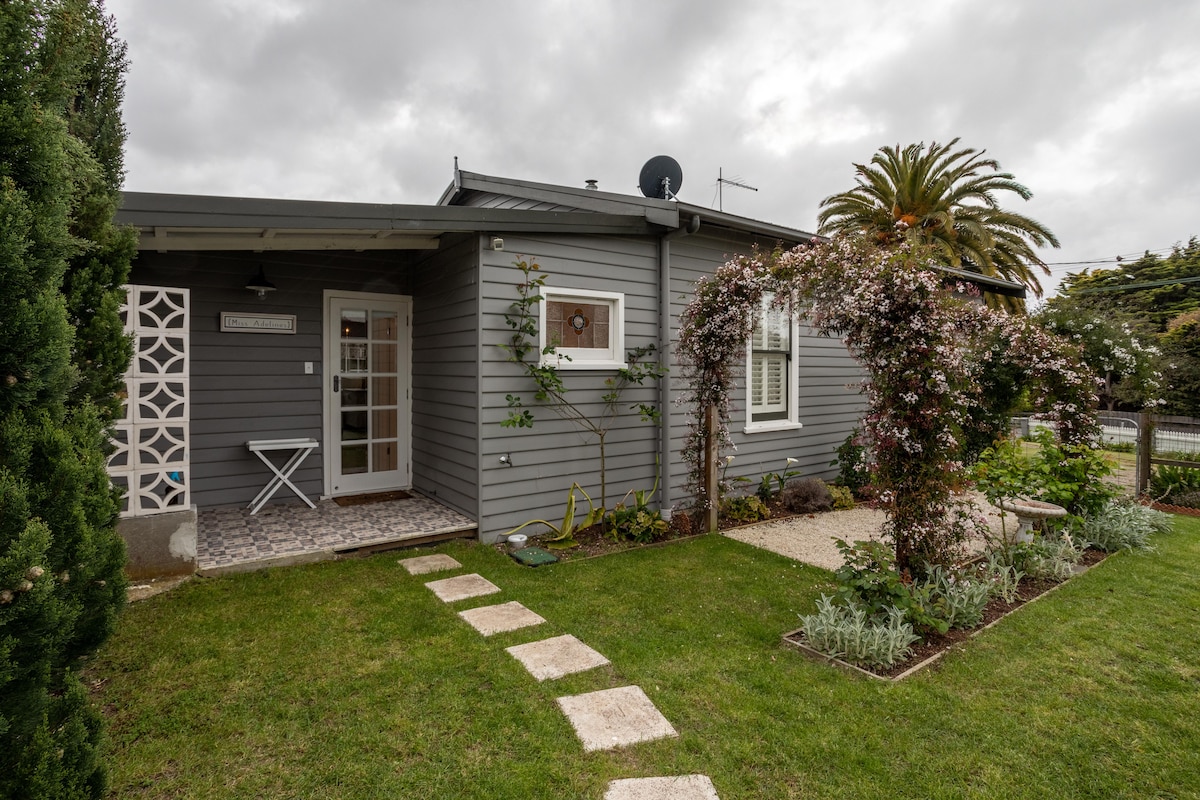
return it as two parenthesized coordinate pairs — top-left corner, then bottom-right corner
(197, 495), (477, 574)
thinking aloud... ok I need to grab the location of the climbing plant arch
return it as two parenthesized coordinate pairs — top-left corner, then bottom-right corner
(677, 235), (1100, 575)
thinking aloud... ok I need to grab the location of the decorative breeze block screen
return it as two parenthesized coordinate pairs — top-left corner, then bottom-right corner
(108, 285), (190, 516)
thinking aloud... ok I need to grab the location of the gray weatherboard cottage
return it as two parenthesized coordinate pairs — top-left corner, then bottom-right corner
(114, 168), (1017, 569)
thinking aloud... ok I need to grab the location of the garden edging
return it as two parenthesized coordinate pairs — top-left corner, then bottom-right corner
(781, 559), (1099, 682)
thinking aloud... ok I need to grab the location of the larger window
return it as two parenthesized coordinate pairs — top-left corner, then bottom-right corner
(747, 294), (801, 430)
(540, 288), (625, 369)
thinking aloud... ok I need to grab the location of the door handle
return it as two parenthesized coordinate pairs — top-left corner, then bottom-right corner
(333, 375), (340, 393)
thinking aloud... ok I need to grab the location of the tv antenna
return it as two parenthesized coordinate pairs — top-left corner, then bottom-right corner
(638, 155), (684, 200)
(717, 167), (757, 212)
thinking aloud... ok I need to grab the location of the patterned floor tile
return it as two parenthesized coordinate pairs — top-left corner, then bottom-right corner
(196, 496), (476, 571)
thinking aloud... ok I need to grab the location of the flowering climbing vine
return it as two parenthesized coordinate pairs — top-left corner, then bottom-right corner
(678, 235), (1100, 575)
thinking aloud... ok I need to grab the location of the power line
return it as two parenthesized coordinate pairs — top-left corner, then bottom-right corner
(1071, 274), (1200, 294)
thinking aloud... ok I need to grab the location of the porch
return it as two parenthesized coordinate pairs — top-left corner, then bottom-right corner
(196, 494), (477, 576)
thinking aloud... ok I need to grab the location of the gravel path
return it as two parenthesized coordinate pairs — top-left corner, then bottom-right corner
(723, 493), (1011, 570)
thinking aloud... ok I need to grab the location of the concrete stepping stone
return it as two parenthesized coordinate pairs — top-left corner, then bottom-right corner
(506, 634), (609, 681)
(399, 553), (461, 575)
(424, 573), (500, 602)
(458, 601), (546, 636)
(605, 775), (721, 800)
(556, 685), (677, 752)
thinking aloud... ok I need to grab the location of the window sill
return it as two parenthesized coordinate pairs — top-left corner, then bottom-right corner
(743, 421), (804, 434)
(540, 359), (628, 371)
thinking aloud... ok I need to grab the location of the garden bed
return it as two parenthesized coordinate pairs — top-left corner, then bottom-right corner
(1149, 500), (1200, 517)
(782, 548), (1108, 681)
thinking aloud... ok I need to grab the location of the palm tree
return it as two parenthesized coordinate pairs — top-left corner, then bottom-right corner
(817, 139), (1059, 304)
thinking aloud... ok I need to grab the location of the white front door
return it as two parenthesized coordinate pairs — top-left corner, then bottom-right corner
(324, 292), (411, 496)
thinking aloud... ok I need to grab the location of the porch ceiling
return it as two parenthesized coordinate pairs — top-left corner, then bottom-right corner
(140, 227), (442, 252)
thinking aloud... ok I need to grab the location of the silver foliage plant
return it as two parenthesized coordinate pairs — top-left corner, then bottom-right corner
(1078, 500), (1173, 552)
(922, 566), (992, 630)
(979, 552), (1024, 604)
(799, 596), (920, 669)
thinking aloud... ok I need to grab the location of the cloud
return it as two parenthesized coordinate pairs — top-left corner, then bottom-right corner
(106, 0), (1200, 289)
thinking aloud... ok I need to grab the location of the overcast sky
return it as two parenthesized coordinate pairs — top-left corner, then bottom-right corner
(105, 0), (1200, 297)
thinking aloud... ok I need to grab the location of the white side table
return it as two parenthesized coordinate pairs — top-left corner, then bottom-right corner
(246, 438), (320, 514)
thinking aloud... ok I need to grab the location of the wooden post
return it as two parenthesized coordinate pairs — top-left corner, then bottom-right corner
(704, 404), (719, 532)
(1136, 411), (1152, 496)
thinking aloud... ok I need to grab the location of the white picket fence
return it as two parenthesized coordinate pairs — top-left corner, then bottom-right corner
(1013, 415), (1200, 457)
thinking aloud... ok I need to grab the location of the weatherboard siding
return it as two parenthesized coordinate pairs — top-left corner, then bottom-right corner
(127, 250), (409, 510)
(410, 234), (480, 520)
(477, 234), (661, 542)
(665, 231), (866, 502)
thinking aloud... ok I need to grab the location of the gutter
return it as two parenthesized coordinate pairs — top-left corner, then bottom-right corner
(657, 214), (701, 515)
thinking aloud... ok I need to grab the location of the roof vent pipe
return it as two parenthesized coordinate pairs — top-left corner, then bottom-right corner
(585, 179), (598, 190)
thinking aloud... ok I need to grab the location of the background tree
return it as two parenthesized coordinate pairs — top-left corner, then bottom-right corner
(1033, 306), (1162, 411)
(1, 1), (132, 796)
(1051, 238), (1200, 415)
(1161, 310), (1200, 417)
(1051, 238), (1200, 333)
(817, 138), (1060, 306)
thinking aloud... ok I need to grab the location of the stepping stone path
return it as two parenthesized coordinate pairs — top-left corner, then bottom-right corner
(557, 685), (678, 752)
(424, 573), (501, 602)
(506, 634), (610, 681)
(604, 775), (721, 800)
(399, 553), (462, 575)
(405, 552), (718, 797)
(458, 601), (546, 636)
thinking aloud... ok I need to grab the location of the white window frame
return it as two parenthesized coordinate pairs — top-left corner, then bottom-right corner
(539, 288), (626, 370)
(745, 294), (803, 433)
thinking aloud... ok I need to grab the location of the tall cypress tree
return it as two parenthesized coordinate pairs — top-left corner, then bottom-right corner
(1, 1), (132, 796)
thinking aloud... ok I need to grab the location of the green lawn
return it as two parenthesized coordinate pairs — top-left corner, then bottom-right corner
(90, 517), (1200, 799)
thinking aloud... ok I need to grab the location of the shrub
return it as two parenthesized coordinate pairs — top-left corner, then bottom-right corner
(720, 495), (770, 524)
(1077, 499), (1171, 552)
(1150, 463), (1200, 505)
(605, 506), (669, 544)
(832, 429), (872, 495)
(780, 478), (833, 513)
(799, 596), (920, 669)
(974, 429), (1117, 518)
(828, 484), (855, 510)
(833, 539), (947, 634)
(1169, 490), (1200, 509)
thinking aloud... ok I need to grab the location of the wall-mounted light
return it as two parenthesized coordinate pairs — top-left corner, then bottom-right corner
(245, 265), (276, 299)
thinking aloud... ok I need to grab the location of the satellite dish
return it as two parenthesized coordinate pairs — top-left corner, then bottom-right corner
(638, 155), (684, 200)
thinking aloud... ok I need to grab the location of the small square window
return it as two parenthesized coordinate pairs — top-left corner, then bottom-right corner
(540, 289), (624, 369)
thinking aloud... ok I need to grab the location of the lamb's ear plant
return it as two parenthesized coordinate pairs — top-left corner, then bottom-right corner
(979, 552), (1024, 603)
(1077, 499), (1171, 552)
(799, 596), (920, 669)
(921, 565), (991, 630)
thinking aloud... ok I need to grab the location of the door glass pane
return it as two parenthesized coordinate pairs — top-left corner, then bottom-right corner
(373, 441), (397, 472)
(341, 376), (367, 407)
(372, 343), (397, 373)
(372, 376), (397, 405)
(341, 342), (368, 373)
(373, 409), (397, 439)
(341, 444), (367, 475)
(372, 311), (398, 341)
(341, 309), (367, 339)
(341, 410), (368, 441)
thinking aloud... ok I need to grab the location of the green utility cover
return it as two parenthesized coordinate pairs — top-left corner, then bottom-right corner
(510, 546), (559, 567)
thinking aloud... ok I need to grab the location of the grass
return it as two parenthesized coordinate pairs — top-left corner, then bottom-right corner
(90, 518), (1200, 799)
